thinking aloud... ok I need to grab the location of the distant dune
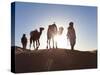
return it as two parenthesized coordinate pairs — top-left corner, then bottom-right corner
(11, 46), (97, 73)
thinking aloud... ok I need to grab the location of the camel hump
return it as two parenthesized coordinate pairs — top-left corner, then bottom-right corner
(30, 29), (38, 36)
(52, 23), (57, 29)
(49, 24), (57, 30)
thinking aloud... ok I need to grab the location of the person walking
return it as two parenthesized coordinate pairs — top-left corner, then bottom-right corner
(67, 22), (76, 50)
(21, 34), (27, 49)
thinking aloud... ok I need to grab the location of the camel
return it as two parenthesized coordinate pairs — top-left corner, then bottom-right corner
(47, 23), (64, 49)
(30, 27), (44, 50)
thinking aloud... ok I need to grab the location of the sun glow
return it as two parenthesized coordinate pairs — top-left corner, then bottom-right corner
(54, 33), (70, 49)
(54, 34), (60, 43)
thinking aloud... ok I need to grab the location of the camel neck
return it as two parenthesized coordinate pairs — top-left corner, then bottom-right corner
(40, 30), (42, 35)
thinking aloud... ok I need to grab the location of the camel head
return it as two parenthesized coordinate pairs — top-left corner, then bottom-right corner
(58, 27), (64, 35)
(40, 27), (44, 31)
(39, 27), (44, 34)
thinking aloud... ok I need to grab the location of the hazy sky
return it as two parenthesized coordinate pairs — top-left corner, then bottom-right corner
(13, 2), (97, 51)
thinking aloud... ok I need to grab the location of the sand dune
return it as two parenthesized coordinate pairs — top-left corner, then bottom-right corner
(11, 46), (97, 73)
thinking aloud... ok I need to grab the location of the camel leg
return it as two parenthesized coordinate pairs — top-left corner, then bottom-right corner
(47, 39), (51, 49)
(36, 40), (39, 50)
(36, 40), (38, 49)
(46, 40), (48, 49)
(22, 43), (24, 49)
(33, 41), (35, 50)
(55, 41), (57, 49)
(38, 40), (40, 48)
(52, 38), (54, 48)
(30, 37), (32, 50)
(38, 40), (40, 47)
(47, 39), (49, 49)
(49, 39), (51, 49)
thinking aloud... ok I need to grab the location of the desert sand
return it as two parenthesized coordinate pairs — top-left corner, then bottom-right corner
(11, 46), (97, 73)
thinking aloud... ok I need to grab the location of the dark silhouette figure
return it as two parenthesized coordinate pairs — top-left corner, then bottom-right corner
(21, 34), (27, 49)
(67, 22), (76, 50)
(47, 22), (64, 49)
(30, 27), (44, 50)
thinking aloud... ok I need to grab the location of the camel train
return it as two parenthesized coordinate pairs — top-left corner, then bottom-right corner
(21, 22), (76, 50)
(28, 22), (63, 50)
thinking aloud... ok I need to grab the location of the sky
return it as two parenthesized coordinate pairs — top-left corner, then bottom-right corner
(12, 2), (97, 51)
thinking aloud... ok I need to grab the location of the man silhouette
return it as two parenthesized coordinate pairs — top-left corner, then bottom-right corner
(21, 34), (27, 49)
(67, 22), (76, 50)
